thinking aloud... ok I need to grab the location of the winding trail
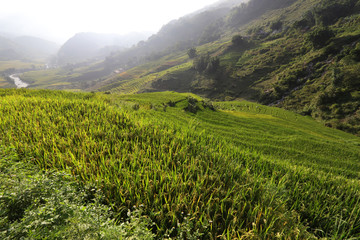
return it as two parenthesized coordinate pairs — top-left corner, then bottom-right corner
(9, 74), (29, 88)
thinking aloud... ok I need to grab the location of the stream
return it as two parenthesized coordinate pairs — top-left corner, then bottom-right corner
(9, 74), (29, 88)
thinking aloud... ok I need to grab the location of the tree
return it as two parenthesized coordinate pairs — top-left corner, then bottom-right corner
(193, 54), (220, 74)
(187, 48), (197, 59)
(193, 54), (209, 72)
(205, 57), (220, 74)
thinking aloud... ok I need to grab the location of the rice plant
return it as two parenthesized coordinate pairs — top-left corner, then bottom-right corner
(0, 89), (359, 239)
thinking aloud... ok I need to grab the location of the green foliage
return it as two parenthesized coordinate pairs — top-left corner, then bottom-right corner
(231, 35), (249, 49)
(0, 90), (360, 238)
(0, 146), (155, 240)
(269, 19), (283, 31)
(3, 0), (360, 237)
(193, 54), (220, 74)
(187, 48), (197, 59)
(313, 0), (357, 26)
(227, 0), (297, 27)
(183, 96), (200, 113)
(350, 42), (360, 61)
(198, 19), (223, 45)
(293, 11), (316, 29)
(307, 26), (335, 48)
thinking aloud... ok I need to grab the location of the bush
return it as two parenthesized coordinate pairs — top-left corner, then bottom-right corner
(293, 11), (315, 29)
(270, 20), (283, 31)
(313, 0), (356, 25)
(350, 43), (360, 61)
(184, 97), (200, 113)
(187, 48), (197, 59)
(307, 27), (335, 49)
(231, 35), (247, 46)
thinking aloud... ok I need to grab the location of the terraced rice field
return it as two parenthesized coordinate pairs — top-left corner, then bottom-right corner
(1, 89), (360, 239)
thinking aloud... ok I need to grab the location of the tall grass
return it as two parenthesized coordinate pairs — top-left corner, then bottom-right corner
(1, 89), (360, 238)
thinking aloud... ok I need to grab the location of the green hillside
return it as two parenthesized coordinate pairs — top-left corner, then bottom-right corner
(2, 1), (360, 238)
(1, 89), (360, 239)
(86, 0), (360, 136)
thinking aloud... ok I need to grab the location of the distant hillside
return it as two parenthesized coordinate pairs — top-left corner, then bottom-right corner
(0, 36), (23, 61)
(102, 2), (245, 70)
(13, 36), (59, 60)
(0, 35), (59, 61)
(57, 32), (151, 65)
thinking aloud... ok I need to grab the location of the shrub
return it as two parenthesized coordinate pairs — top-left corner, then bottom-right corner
(231, 35), (247, 46)
(307, 27), (335, 49)
(270, 20), (283, 31)
(193, 54), (220, 74)
(187, 48), (197, 59)
(313, 0), (356, 25)
(350, 43), (360, 61)
(184, 96), (200, 113)
(293, 11), (315, 29)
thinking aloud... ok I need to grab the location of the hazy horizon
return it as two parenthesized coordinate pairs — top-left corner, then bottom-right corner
(0, 0), (220, 44)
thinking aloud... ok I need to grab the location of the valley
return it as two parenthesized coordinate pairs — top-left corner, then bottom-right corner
(9, 74), (28, 88)
(1, 0), (360, 239)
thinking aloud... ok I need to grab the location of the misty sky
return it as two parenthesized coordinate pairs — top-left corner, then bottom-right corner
(0, 0), (219, 43)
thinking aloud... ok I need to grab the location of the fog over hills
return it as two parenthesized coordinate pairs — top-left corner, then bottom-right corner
(0, 34), (59, 61)
(57, 32), (152, 65)
(0, 35), (21, 61)
(13, 36), (59, 59)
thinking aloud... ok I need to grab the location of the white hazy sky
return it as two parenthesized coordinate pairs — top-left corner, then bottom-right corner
(0, 0), (220, 43)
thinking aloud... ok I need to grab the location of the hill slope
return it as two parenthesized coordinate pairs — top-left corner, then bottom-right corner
(0, 36), (23, 61)
(0, 35), (59, 61)
(57, 32), (151, 65)
(0, 89), (359, 238)
(91, 0), (360, 136)
(13, 36), (59, 60)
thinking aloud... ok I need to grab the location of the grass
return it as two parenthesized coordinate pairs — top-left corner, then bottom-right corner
(0, 145), (155, 239)
(19, 61), (111, 90)
(110, 62), (193, 94)
(20, 69), (80, 89)
(1, 89), (359, 239)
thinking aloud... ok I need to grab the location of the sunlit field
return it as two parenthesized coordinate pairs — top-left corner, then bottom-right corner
(1, 89), (359, 238)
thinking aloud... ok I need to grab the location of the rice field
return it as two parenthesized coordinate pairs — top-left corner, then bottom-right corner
(0, 60), (43, 72)
(1, 89), (360, 239)
(109, 62), (193, 94)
